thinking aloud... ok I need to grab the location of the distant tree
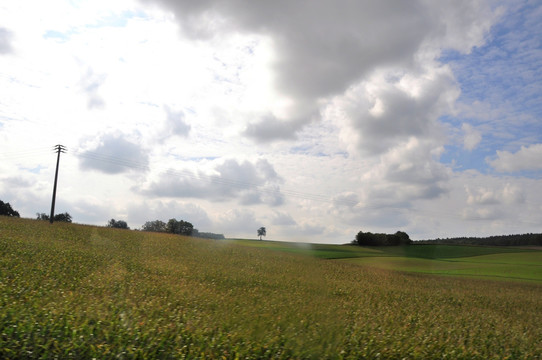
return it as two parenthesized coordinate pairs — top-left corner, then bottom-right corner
(107, 219), (129, 229)
(53, 212), (72, 223)
(36, 213), (50, 221)
(192, 229), (226, 239)
(167, 218), (194, 236)
(141, 220), (167, 232)
(257, 227), (266, 240)
(0, 200), (20, 217)
(37, 212), (72, 223)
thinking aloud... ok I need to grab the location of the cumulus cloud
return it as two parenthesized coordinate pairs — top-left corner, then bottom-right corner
(466, 183), (525, 206)
(363, 138), (451, 203)
(0, 27), (14, 54)
(142, 158), (284, 205)
(489, 144), (542, 172)
(126, 200), (212, 229)
(78, 133), (149, 174)
(337, 64), (458, 156)
(145, 0), (495, 141)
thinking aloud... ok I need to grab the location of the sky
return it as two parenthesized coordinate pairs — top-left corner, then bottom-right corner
(1, 0), (541, 243)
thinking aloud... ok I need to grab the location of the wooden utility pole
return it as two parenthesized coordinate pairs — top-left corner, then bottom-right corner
(49, 144), (67, 224)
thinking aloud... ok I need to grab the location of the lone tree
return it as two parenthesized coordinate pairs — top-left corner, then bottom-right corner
(257, 226), (266, 240)
(0, 200), (20, 217)
(107, 219), (129, 229)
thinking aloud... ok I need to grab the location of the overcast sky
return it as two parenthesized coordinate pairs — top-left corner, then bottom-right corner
(1, 0), (541, 243)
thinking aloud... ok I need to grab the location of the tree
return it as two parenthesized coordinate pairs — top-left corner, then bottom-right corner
(107, 219), (129, 229)
(0, 200), (20, 217)
(141, 220), (167, 232)
(37, 212), (72, 222)
(257, 227), (266, 240)
(166, 218), (194, 236)
(37, 213), (50, 221)
(394, 231), (411, 245)
(53, 212), (72, 223)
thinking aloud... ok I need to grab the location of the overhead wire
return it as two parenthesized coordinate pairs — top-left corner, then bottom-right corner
(3, 146), (540, 225)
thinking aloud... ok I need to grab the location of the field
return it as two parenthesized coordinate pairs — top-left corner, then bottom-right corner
(234, 240), (542, 283)
(1, 217), (541, 359)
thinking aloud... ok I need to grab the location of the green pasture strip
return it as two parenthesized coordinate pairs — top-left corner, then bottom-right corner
(448, 251), (542, 265)
(1, 217), (542, 358)
(342, 252), (542, 282)
(231, 239), (382, 259)
(375, 244), (532, 259)
(231, 240), (533, 261)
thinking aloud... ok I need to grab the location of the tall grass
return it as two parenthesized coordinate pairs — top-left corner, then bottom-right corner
(1, 217), (541, 359)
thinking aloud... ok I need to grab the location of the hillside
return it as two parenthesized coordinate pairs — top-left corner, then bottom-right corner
(1, 217), (541, 358)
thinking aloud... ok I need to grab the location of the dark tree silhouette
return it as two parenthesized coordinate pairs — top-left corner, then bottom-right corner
(166, 218), (194, 236)
(37, 212), (72, 223)
(257, 227), (266, 240)
(0, 200), (19, 217)
(354, 230), (411, 246)
(107, 219), (129, 229)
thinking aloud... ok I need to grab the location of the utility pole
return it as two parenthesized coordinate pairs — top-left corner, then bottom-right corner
(50, 144), (67, 224)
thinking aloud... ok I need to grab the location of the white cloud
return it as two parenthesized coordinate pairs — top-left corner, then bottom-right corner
(141, 158), (284, 206)
(78, 132), (149, 174)
(1, 0), (541, 243)
(0, 27), (14, 54)
(462, 123), (482, 150)
(489, 144), (542, 172)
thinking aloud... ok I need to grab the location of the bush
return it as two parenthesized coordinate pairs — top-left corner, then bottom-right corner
(0, 200), (20, 217)
(107, 219), (129, 229)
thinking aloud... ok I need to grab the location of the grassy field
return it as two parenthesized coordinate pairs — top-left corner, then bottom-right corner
(1, 217), (542, 359)
(234, 240), (542, 282)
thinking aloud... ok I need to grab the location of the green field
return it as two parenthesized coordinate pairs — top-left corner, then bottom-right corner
(1, 217), (542, 359)
(232, 240), (542, 282)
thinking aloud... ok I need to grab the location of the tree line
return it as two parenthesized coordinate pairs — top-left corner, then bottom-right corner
(138, 218), (225, 239)
(1, 200), (225, 239)
(418, 233), (542, 247)
(351, 230), (411, 246)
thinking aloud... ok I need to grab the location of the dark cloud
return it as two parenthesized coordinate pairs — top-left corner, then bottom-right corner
(144, 0), (490, 142)
(244, 114), (299, 142)
(144, 1), (434, 138)
(0, 27), (14, 54)
(142, 158), (284, 205)
(344, 67), (457, 155)
(78, 133), (149, 174)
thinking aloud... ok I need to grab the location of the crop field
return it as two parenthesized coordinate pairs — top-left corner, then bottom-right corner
(1, 217), (542, 359)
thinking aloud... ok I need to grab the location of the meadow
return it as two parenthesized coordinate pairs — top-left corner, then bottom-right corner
(1, 217), (541, 359)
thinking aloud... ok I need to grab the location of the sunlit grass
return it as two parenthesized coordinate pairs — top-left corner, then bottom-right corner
(1, 217), (541, 358)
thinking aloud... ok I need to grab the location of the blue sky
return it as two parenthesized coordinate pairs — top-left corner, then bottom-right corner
(440, 0), (542, 176)
(0, 0), (541, 242)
